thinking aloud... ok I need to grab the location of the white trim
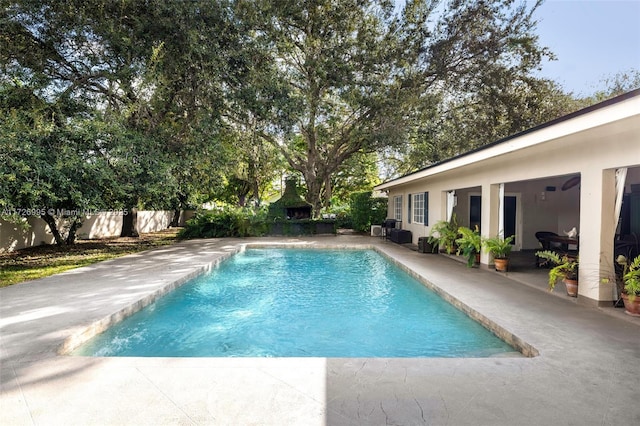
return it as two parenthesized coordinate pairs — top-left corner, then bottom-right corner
(468, 191), (522, 251)
(376, 94), (640, 191)
(498, 183), (505, 238)
(412, 193), (425, 224)
(393, 195), (403, 221)
(505, 192), (523, 252)
(447, 191), (456, 222)
(468, 192), (482, 229)
(615, 168), (628, 232)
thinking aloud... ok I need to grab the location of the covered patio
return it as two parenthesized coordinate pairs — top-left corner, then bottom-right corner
(376, 90), (640, 306)
(443, 248), (633, 322)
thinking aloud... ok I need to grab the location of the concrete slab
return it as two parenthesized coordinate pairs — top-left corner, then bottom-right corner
(1, 236), (639, 425)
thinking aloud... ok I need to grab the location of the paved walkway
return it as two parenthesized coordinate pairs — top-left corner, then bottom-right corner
(1, 236), (639, 425)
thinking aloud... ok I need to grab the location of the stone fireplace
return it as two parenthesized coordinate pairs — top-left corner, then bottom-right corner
(267, 178), (313, 220)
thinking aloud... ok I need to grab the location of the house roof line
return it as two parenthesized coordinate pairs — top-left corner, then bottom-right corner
(376, 88), (640, 191)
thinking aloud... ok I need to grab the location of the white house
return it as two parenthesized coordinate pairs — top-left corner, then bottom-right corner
(375, 90), (640, 306)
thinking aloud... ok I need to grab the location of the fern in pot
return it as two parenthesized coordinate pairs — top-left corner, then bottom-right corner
(616, 254), (640, 316)
(456, 225), (482, 267)
(535, 250), (579, 297)
(428, 214), (459, 254)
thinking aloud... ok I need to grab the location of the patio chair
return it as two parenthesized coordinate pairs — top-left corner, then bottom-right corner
(383, 219), (397, 240)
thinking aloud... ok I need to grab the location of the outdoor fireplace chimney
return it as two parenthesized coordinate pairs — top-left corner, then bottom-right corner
(267, 177), (313, 220)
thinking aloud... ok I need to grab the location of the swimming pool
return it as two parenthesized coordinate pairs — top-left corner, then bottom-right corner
(73, 248), (516, 357)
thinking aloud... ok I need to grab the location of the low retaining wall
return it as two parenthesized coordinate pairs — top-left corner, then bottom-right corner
(0, 210), (195, 252)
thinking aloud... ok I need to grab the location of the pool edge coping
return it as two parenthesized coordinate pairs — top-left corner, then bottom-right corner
(373, 246), (540, 358)
(58, 245), (243, 355)
(58, 241), (539, 358)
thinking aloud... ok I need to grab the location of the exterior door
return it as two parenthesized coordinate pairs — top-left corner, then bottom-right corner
(470, 193), (520, 250)
(470, 195), (482, 231)
(504, 196), (517, 246)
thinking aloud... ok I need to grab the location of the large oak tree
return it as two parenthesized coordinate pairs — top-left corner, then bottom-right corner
(1, 0), (251, 237)
(233, 0), (557, 214)
(2, 0), (589, 234)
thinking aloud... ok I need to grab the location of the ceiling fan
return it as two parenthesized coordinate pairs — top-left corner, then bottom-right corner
(561, 175), (581, 191)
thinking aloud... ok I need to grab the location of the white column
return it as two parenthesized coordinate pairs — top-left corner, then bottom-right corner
(498, 183), (505, 237)
(578, 169), (617, 305)
(480, 183), (502, 267)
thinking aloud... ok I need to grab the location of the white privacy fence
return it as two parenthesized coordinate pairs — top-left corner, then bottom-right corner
(0, 210), (194, 252)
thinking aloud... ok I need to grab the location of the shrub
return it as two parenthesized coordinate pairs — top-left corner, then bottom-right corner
(267, 218), (337, 236)
(320, 204), (352, 228)
(333, 210), (352, 229)
(179, 207), (268, 238)
(371, 197), (388, 227)
(349, 192), (388, 233)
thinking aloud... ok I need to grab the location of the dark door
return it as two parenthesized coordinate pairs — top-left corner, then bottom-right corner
(504, 196), (517, 245)
(470, 195), (482, 231)
(631, 193), (640, 234)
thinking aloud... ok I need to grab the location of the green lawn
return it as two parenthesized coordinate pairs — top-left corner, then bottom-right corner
(0, 229), (179, 287)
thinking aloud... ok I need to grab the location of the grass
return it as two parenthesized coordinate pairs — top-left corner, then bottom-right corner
(0, 229), (180, 287)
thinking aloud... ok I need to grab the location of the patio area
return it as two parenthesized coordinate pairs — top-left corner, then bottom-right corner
(1, 235), (639, 425)
(491, 250), (632, 316)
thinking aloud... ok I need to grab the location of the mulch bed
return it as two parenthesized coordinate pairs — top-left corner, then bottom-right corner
(0, 229), (181, 282)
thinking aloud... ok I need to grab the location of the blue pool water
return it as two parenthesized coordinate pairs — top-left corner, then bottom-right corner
(73, 249), (515, 357)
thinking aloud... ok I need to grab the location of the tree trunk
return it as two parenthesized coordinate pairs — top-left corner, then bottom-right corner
(170, 194), (187, 227)
(41, 213), (64, 246)
(170, 208), (181, 227)
(323, 175), (332, 208)
(120, 208), (139, 237)
(303, 174), (323, 218)
(65, 217), (83, 245)
(251, 180), (260, 207)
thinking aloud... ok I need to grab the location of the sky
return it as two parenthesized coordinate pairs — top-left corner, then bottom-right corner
(531, 0), (640, 96)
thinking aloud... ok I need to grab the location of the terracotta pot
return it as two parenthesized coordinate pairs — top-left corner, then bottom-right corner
(563, 278), (578, 297)
(494, 258), (509, 272)
(621, 293), (640, 317)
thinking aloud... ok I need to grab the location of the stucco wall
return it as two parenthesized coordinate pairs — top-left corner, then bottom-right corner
(0, 210), (192, 252)
(385, 113), (640, 247)
(76, 214), (124, 240)
(380, 95), (640, 303)
(0, 216), (61, 252)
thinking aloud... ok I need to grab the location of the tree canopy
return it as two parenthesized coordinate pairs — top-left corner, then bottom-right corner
(1, 0), (245, 238)
(1, 0), (629, 239)
(230, 0), (572, 212)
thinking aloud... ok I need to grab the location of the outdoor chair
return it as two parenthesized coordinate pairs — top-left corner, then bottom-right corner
(383, 219), (397, 240)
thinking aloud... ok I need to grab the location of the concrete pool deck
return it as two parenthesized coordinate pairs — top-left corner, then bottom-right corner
(1, 235), (639, 425)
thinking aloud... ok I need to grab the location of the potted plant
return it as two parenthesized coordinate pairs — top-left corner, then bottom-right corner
(616, 254), (640, 316)
(535, 250), (579, 297)
(428, 214), (459, 254)
(456, 225), (482, 267)
(483, 234), (515, 272)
